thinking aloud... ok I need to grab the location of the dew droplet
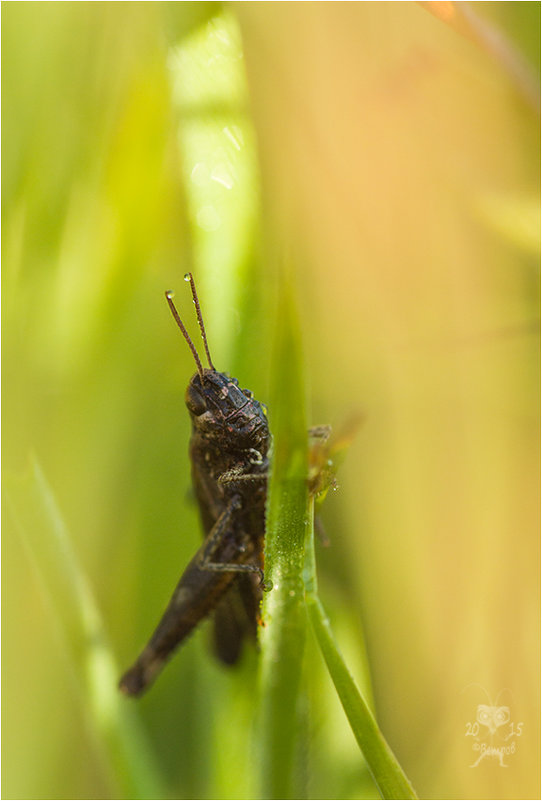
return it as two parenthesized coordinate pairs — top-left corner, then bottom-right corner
(166, 290), (174, 299)
(183, 273), (191, 282)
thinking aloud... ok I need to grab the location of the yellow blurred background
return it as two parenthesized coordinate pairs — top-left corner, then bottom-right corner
(3, 3), (539, 799)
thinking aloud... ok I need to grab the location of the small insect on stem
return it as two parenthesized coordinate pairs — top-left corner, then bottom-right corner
(119, 274), (271, 697)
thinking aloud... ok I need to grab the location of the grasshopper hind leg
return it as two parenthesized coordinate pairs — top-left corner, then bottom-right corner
(211, 574), (259, 665)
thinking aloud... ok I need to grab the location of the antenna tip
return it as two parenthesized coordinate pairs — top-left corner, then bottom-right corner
(183, 273), (192, 283)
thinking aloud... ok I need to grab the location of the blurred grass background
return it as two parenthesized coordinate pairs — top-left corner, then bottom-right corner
(2, 2), (539, 799)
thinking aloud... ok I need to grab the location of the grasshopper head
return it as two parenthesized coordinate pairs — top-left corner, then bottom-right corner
(166, 277), (269, 452)
(186, 369), (269, 451)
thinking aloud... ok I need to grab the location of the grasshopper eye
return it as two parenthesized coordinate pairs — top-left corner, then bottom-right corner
(185, 384), (206, 416)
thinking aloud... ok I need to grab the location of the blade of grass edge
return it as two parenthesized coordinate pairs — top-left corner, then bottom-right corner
(4, 458), (166, 800)
(258, 279), (309, 799)
(304, 499), (418, 800)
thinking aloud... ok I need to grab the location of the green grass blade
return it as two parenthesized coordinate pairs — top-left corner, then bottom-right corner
(305, 501), (417, 800)
(4, 458), (166, 800)
(258, 278), (309, 799)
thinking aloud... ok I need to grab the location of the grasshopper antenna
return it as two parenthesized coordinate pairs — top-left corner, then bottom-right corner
(165, 290), (205, 383)
(184, 272), (216, 371)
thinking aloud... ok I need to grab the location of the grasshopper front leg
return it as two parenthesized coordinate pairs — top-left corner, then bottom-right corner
(199, 495), (265, 584)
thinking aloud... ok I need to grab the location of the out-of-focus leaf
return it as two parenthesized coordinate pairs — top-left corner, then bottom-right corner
(4, 459), (166, 800)
(418, 1), (540, 110)
(475, 191), (541, 255)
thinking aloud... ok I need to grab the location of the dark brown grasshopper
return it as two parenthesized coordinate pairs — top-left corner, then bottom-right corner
(119, 274), (270, 697)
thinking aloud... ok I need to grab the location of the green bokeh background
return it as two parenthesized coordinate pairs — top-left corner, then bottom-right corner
(3, 3), (540, 799)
